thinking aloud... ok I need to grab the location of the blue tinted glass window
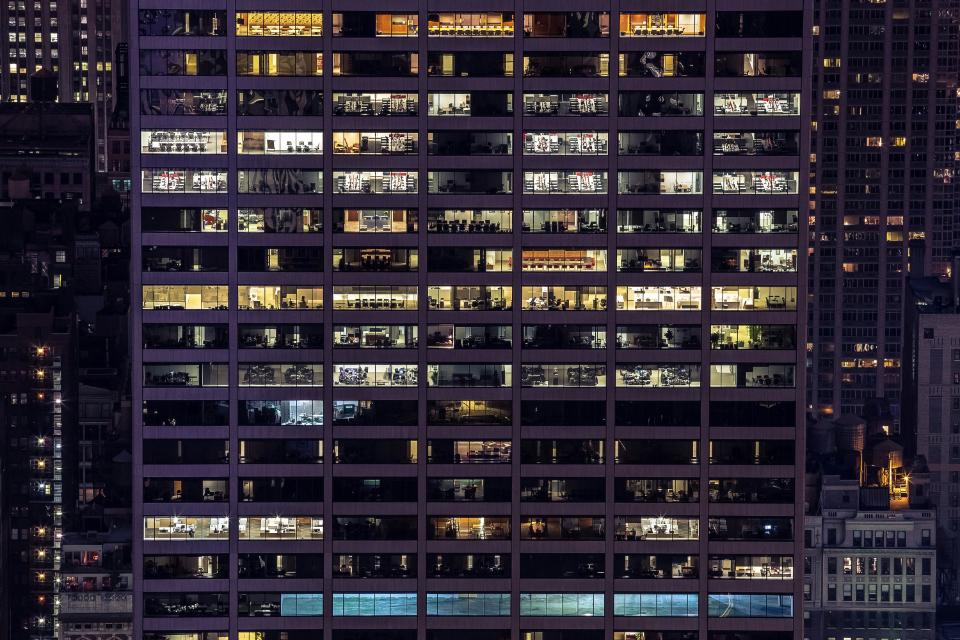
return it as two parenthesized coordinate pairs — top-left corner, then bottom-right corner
(613, 593), (699, 617)
(519, 593), (604, 616)
(707, 593), (793, 617)
(332, 593), (417, 616)
(426, 593), (511, 616)
(280, 593), (323, 616)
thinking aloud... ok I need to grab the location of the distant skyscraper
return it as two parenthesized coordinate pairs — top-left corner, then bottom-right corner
(131, 4), (810, 639)
(808, 0), (960, 422)
(0, 0), (129, 171)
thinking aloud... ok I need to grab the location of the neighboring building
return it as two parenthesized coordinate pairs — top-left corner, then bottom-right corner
(0, 0), (130, 173)
(0, 200), (80, 640)
(904, 270), (960, 605)
(805, 476), (936, 640)
(0, 103), (95, 209)
(131, 4), (810, 640)
(104, 43), (131, 205)
(0, 366), (6, 640)
(807, 1), (960, 422)
(59, 529), (132, 640)
(0, 196), (130, 640)
(78, 0), (129, 173)
(62, 229), (132, 640)
(940, 621), (960, 640)
(68, 200), (133, 639)
(0, 309), (77, 640)
(76, 384), (128, 523)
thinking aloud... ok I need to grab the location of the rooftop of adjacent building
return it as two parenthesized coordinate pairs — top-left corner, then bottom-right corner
(0, 304), (75, 339)
(814, 475), (933, 520)
(0, 197), (129, 308)
(807, 406), (930, 516)
(909, 252), (960, 315)
(0, 102), (93, 158)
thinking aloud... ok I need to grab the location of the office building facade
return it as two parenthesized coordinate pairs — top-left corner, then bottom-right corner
(807, 0), (960, 422)
(131, 3), (810, 639)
